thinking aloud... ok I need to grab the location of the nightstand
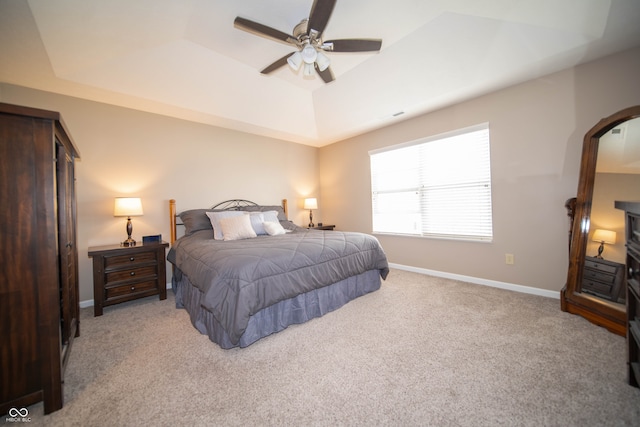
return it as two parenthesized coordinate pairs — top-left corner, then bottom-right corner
(581, 256), (625, 303)
(309, 224), (335, 231)
(88, 241), (169, 316)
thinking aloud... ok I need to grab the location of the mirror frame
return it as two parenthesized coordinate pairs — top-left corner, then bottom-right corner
(561, 105), (640, 335)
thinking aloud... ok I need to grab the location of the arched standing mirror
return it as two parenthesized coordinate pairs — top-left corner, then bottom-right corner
(562, 105), (640, 335)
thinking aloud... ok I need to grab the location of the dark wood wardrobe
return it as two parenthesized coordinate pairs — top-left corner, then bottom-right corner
(0, 103), (81, 414)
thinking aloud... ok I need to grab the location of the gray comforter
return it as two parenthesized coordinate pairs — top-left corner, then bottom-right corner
(168, 227), (389, 345)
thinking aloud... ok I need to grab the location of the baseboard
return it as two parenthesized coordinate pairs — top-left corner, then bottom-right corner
(80, 282), (172, 308)
(389, 263), (560, 299)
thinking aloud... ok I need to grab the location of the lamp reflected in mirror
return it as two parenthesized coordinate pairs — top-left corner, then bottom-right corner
(592, 229), (616, 259)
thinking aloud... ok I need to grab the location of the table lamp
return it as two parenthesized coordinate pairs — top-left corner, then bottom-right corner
(114, 197), (143, 246)
(304, 198), (318, 228)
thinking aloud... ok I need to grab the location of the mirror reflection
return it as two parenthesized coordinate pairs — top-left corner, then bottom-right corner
(581, 117), (640, 304)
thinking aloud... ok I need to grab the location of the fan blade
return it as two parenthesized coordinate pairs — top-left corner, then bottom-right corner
(315, 63), (334, 83)
(308, 0), (336, 36)
(234, 17), (296, 45)
(260, 54), (292, 74)
(324, 39), (382, 52)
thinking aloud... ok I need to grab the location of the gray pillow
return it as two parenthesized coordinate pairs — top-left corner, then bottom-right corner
(239, 205), (287, 221)
(179, 209), (218, 235)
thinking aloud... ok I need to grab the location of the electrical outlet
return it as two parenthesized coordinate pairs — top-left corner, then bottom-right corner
(505, 253), (515, 265)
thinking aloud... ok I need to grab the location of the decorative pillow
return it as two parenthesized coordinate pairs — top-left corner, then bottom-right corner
(179, 209), (216, 235)
(246, 212), (267, 235)
(262, 210), (280, 224)
(280, 220), (298, 231)
(240, 205), (287, 221)
(263, 221), (287, 236)
(206, 211), (245, 240)
(219, 214), (257, 241)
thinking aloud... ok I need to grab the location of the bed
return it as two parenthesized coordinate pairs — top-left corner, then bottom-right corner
(167, 199), (389, 349)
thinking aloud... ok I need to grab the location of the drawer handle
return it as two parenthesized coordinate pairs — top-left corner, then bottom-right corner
(130, 271), (135, 276)
(131, 286), (135, 291)
(129, 257), (135, 262)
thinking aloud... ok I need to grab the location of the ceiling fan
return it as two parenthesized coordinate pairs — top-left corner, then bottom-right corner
(234, 0), (382, 83)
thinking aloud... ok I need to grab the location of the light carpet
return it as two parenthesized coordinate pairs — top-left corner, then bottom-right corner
(6, 269), (640, 426)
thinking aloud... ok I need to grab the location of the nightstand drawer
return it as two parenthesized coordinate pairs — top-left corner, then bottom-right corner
(105, 251), (156, 268)
(582, 279), (613, 296)
(584, 258), (618, 274)
(105, 279), (158, 299)
(105, 265), (157, 284)
(583, 268), (616, 284)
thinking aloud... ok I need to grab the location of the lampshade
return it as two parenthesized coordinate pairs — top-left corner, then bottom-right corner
(315, 50), (330, 71)
(304, 198), (318, 210)
(287, 51), (303, 71)
(592, 229), (616, 244)
(303, 62), (314, 76)
(114, 197), (144, 217)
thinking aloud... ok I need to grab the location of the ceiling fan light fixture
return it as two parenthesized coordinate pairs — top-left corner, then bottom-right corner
(301, 44), (317, 64)
(303, 62), (314, 76)
(315, 50), (330, 71)
(287, 51), (303, 71)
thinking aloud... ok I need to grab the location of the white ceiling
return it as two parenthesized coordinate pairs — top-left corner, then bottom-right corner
(598, 117), (640, 174)
(1, 0), (639, 147)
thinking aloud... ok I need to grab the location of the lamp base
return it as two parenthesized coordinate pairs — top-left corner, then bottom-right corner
(595, 242), (604, 259)
(308, 210), (314, 228)
(122, 216), (136, 246)
(121, 237), (136, 247)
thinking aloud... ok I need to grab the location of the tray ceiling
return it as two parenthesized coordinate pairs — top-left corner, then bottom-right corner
(1, 0), (639, 147)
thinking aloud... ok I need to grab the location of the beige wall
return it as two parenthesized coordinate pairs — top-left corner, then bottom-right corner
(318, 47), (640, 292)
(0, 85), (319, 303)
(2, 46), (639, 303)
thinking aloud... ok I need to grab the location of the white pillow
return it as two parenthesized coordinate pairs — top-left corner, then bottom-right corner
(219, 214), (257, 241)
(263, 220), (286, 236)
(262, 210), (280, 223)
(206, 211), (245, 240)
(246, 212), (267, 235)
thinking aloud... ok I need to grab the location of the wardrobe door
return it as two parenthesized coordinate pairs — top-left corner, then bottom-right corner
(56, 140), (79, 368)
(0, 114), (61, 413)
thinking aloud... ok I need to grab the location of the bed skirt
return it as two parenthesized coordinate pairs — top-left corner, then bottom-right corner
(173, 269), (382, 349)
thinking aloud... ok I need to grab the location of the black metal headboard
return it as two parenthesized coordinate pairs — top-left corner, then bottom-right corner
(210, 199), (259, 210)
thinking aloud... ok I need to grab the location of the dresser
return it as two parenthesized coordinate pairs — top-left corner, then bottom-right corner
(0, 103), (80, 414)
(615, 201), (640, 388)
(88, 242), (169, 316)
(581, 256), (626, 303)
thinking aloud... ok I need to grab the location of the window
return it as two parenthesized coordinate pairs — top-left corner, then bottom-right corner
(369, 123), (493, 241)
